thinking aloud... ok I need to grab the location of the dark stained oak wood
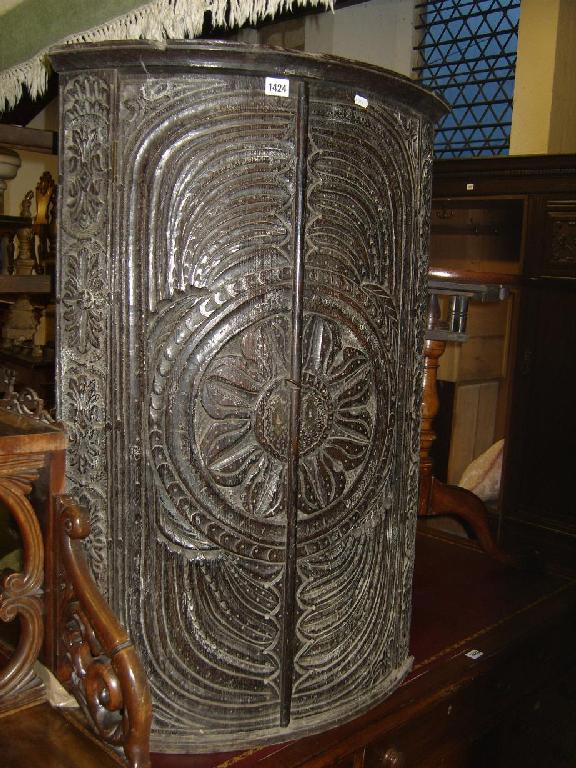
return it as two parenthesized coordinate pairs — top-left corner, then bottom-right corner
(148, 532), (576, 767)
(428, 267), (522, 286)
(50, 41), (447, 122)
(501, 277), (576, 574)
(50, 40), (446, 751)
(1, 532), (574, 767)
(431, 153), (576, 575)
(0, 403), (66, 713)
(432, 154), (576, 197)
(0, 703), (124, 767)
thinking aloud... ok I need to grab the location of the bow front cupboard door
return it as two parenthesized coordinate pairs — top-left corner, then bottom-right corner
(51, 41), (446, 752)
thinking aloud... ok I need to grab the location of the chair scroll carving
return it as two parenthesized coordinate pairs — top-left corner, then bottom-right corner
(0, 454), (45, 701)
(0, 378), (54, 423)
(56, 495), (151, 768)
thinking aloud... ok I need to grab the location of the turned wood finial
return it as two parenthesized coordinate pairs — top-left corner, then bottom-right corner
(419, 293), (446, 516)
(19, 190), (33, 219)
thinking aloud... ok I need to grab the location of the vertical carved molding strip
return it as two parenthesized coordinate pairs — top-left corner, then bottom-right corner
(51, 42), (447, 753)
(57, 495), (152, 768)
(56, 72), (112, 595)
(0, 454), (44, 701)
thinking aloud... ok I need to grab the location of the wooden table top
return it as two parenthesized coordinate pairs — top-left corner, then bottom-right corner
(1, 528), (574, 768)
(0, 407), (66, 454)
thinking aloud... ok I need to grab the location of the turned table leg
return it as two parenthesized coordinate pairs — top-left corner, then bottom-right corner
(419, 294), (508, 562)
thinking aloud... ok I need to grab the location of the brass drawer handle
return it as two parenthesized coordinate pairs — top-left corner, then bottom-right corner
(375, 747), (406, 767)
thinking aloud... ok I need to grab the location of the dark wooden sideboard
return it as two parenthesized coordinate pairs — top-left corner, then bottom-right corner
(430, 154), (576, 574)
(2, 528), (575, 768)
(149, 531), (576, 768)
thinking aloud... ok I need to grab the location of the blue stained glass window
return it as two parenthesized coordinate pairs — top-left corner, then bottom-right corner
(414, 0), (521, 158)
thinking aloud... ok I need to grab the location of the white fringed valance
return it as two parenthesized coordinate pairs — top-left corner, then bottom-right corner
(0, 0), (331, 111)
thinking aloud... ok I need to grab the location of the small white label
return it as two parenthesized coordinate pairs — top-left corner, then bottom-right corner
(265, 77), (290, 98)
(465, 649), (483, 660)
(466, 182), (475, 191)
(355, 94), (369, 109)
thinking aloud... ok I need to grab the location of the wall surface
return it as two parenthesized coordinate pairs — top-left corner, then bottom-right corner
(548, 0), (576, 153)
(304, 0), (415, 75)
(510, 0), (576, 155)
(248, 0), (416, 75)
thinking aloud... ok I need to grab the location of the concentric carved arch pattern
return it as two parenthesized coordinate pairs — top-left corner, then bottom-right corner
(57, 55), (436, 753)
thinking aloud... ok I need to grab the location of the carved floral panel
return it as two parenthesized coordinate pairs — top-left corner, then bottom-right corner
(57, 74), (112, 591)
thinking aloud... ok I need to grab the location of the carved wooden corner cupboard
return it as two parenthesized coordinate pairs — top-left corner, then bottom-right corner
(50, 41), (446, 753)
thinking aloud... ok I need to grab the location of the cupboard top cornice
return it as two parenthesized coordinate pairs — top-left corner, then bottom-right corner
(49, 39), (448, 122)
(433, 154), (576, 197)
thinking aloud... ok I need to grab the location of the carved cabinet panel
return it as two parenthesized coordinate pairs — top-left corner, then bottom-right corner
(541, 198), (576, 276)
(52, 42), (445, 752)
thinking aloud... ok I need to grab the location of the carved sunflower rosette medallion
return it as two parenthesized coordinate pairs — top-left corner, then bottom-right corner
(148, 273), (393, 563)
(197, 313), (375, 522)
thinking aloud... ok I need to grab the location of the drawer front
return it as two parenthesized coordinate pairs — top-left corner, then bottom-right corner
(363, 617), (576, 767)
(333, 752), (366, 768)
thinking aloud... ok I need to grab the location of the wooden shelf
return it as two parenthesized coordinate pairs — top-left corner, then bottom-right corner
(0, 214), (32, 229)
(0, 125), (57, 155)
(0, 275), (51, 293)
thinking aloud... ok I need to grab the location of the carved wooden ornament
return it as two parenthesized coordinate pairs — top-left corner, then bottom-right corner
(0, 455), (44, 701)
(51, 41), (446, 752)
